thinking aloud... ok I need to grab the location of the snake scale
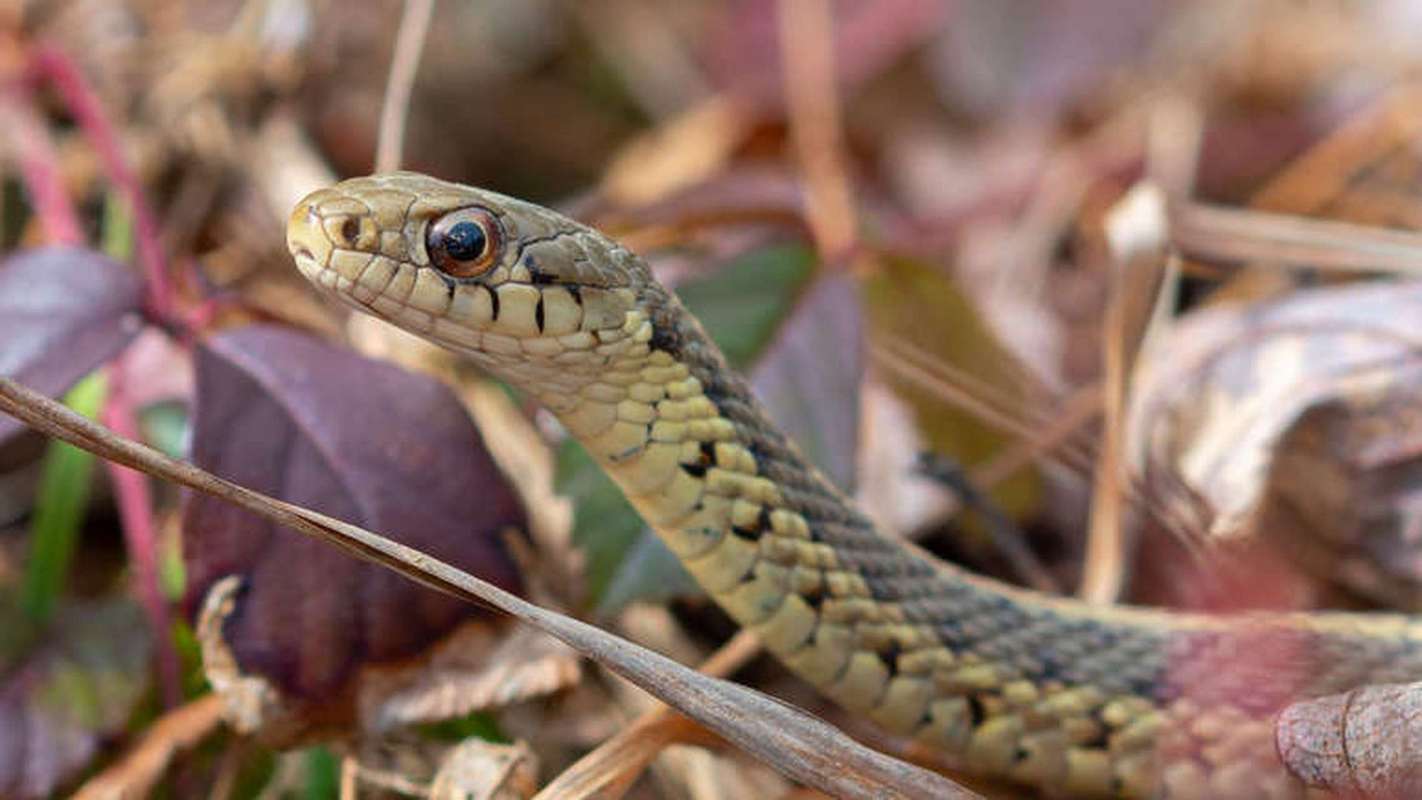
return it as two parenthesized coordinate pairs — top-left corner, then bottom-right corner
(286, 172), (1422, 799)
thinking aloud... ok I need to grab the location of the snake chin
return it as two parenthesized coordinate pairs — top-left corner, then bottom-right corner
(291, 252), (322, 283)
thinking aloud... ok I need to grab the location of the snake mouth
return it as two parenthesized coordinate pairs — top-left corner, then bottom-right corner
(290, 249), (324, 283)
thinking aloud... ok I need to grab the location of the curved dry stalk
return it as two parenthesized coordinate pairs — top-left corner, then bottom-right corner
(0, 375), (975, 800)
(375, 0), (436, 173)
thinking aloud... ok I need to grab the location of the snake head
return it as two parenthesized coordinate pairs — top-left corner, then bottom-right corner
(286, 172), (647, 374)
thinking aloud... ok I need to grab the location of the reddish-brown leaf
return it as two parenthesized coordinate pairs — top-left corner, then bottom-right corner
(183, 325), (524, 701)
(0, 247), (144, 443)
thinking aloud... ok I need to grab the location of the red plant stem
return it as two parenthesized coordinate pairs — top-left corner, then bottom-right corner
(30, 45), (176, 322)
(101, 358), (183, 709)
(3, 81), (83, 244)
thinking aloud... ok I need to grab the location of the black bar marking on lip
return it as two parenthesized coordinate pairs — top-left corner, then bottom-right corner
(730, 525), (760, 541)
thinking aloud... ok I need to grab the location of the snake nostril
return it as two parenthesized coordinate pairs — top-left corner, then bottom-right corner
(292, 244), (313, 260)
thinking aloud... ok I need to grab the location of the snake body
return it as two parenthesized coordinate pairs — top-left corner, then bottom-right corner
(286, 172), (1422, 799)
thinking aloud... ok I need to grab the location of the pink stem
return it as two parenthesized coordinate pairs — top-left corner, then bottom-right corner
(3, 81), (82, 244)
(101, 358), (183, 708)
(30, 44), (176, 321)
(14, 44), (183, 706)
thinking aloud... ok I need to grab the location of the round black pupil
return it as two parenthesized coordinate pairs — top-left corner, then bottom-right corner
(443, 220), (486, 261)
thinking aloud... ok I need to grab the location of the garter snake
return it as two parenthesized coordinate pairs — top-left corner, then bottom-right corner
(286, 172), (1422, 799)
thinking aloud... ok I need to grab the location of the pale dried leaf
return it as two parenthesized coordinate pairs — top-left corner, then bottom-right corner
(1129, 281), (1422, 604)
(431, 740), (539, 800)
(369, 625), (581, 732)
(1277, 680), (1422, 798)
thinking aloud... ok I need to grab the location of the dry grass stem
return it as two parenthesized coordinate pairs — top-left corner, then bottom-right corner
(375, 0), (436, 173)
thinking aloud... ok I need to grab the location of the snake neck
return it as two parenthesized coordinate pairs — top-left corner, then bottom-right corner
(538, 279), (1170, 721)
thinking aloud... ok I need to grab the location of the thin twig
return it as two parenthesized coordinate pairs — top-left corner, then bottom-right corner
(375, 0), (437, 173)
(870, 338), (1098, 474)
(873, 336), (1205, 549)
(969, 383), (1101, 489)
(917, 454), (1059, 593)
(1079, 184), (1171, 604)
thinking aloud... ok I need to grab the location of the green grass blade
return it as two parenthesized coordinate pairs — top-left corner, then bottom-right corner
(22, 372), (106, 622)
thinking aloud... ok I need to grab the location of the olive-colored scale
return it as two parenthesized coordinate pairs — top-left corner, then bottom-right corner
(287, 172), (1422, 799)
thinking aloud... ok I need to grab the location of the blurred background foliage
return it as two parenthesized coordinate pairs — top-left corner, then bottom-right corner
(4, 0), (1422, 796)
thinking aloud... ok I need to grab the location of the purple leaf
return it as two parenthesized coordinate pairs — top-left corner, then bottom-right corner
(752, 274), (863, 491)
(0, 247), (144, 443)
(183, 325), (524, 702)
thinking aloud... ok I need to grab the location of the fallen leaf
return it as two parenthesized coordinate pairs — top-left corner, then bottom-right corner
(1129, 281), (1422, 605)
(1278, 680), (1422, 798)
(369, 625), (581, 732)
(183, 325), (525, 736)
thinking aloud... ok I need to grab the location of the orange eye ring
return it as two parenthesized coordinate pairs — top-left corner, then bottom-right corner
(427, 207), (501, 278)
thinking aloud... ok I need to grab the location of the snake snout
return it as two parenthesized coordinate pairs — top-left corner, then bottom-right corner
(286, 198), (335, 279)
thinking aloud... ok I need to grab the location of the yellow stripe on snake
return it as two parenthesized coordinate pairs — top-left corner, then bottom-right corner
(286, 172), (1422, 799)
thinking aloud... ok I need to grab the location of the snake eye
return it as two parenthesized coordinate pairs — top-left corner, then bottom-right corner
(427, 207), (501, 278)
